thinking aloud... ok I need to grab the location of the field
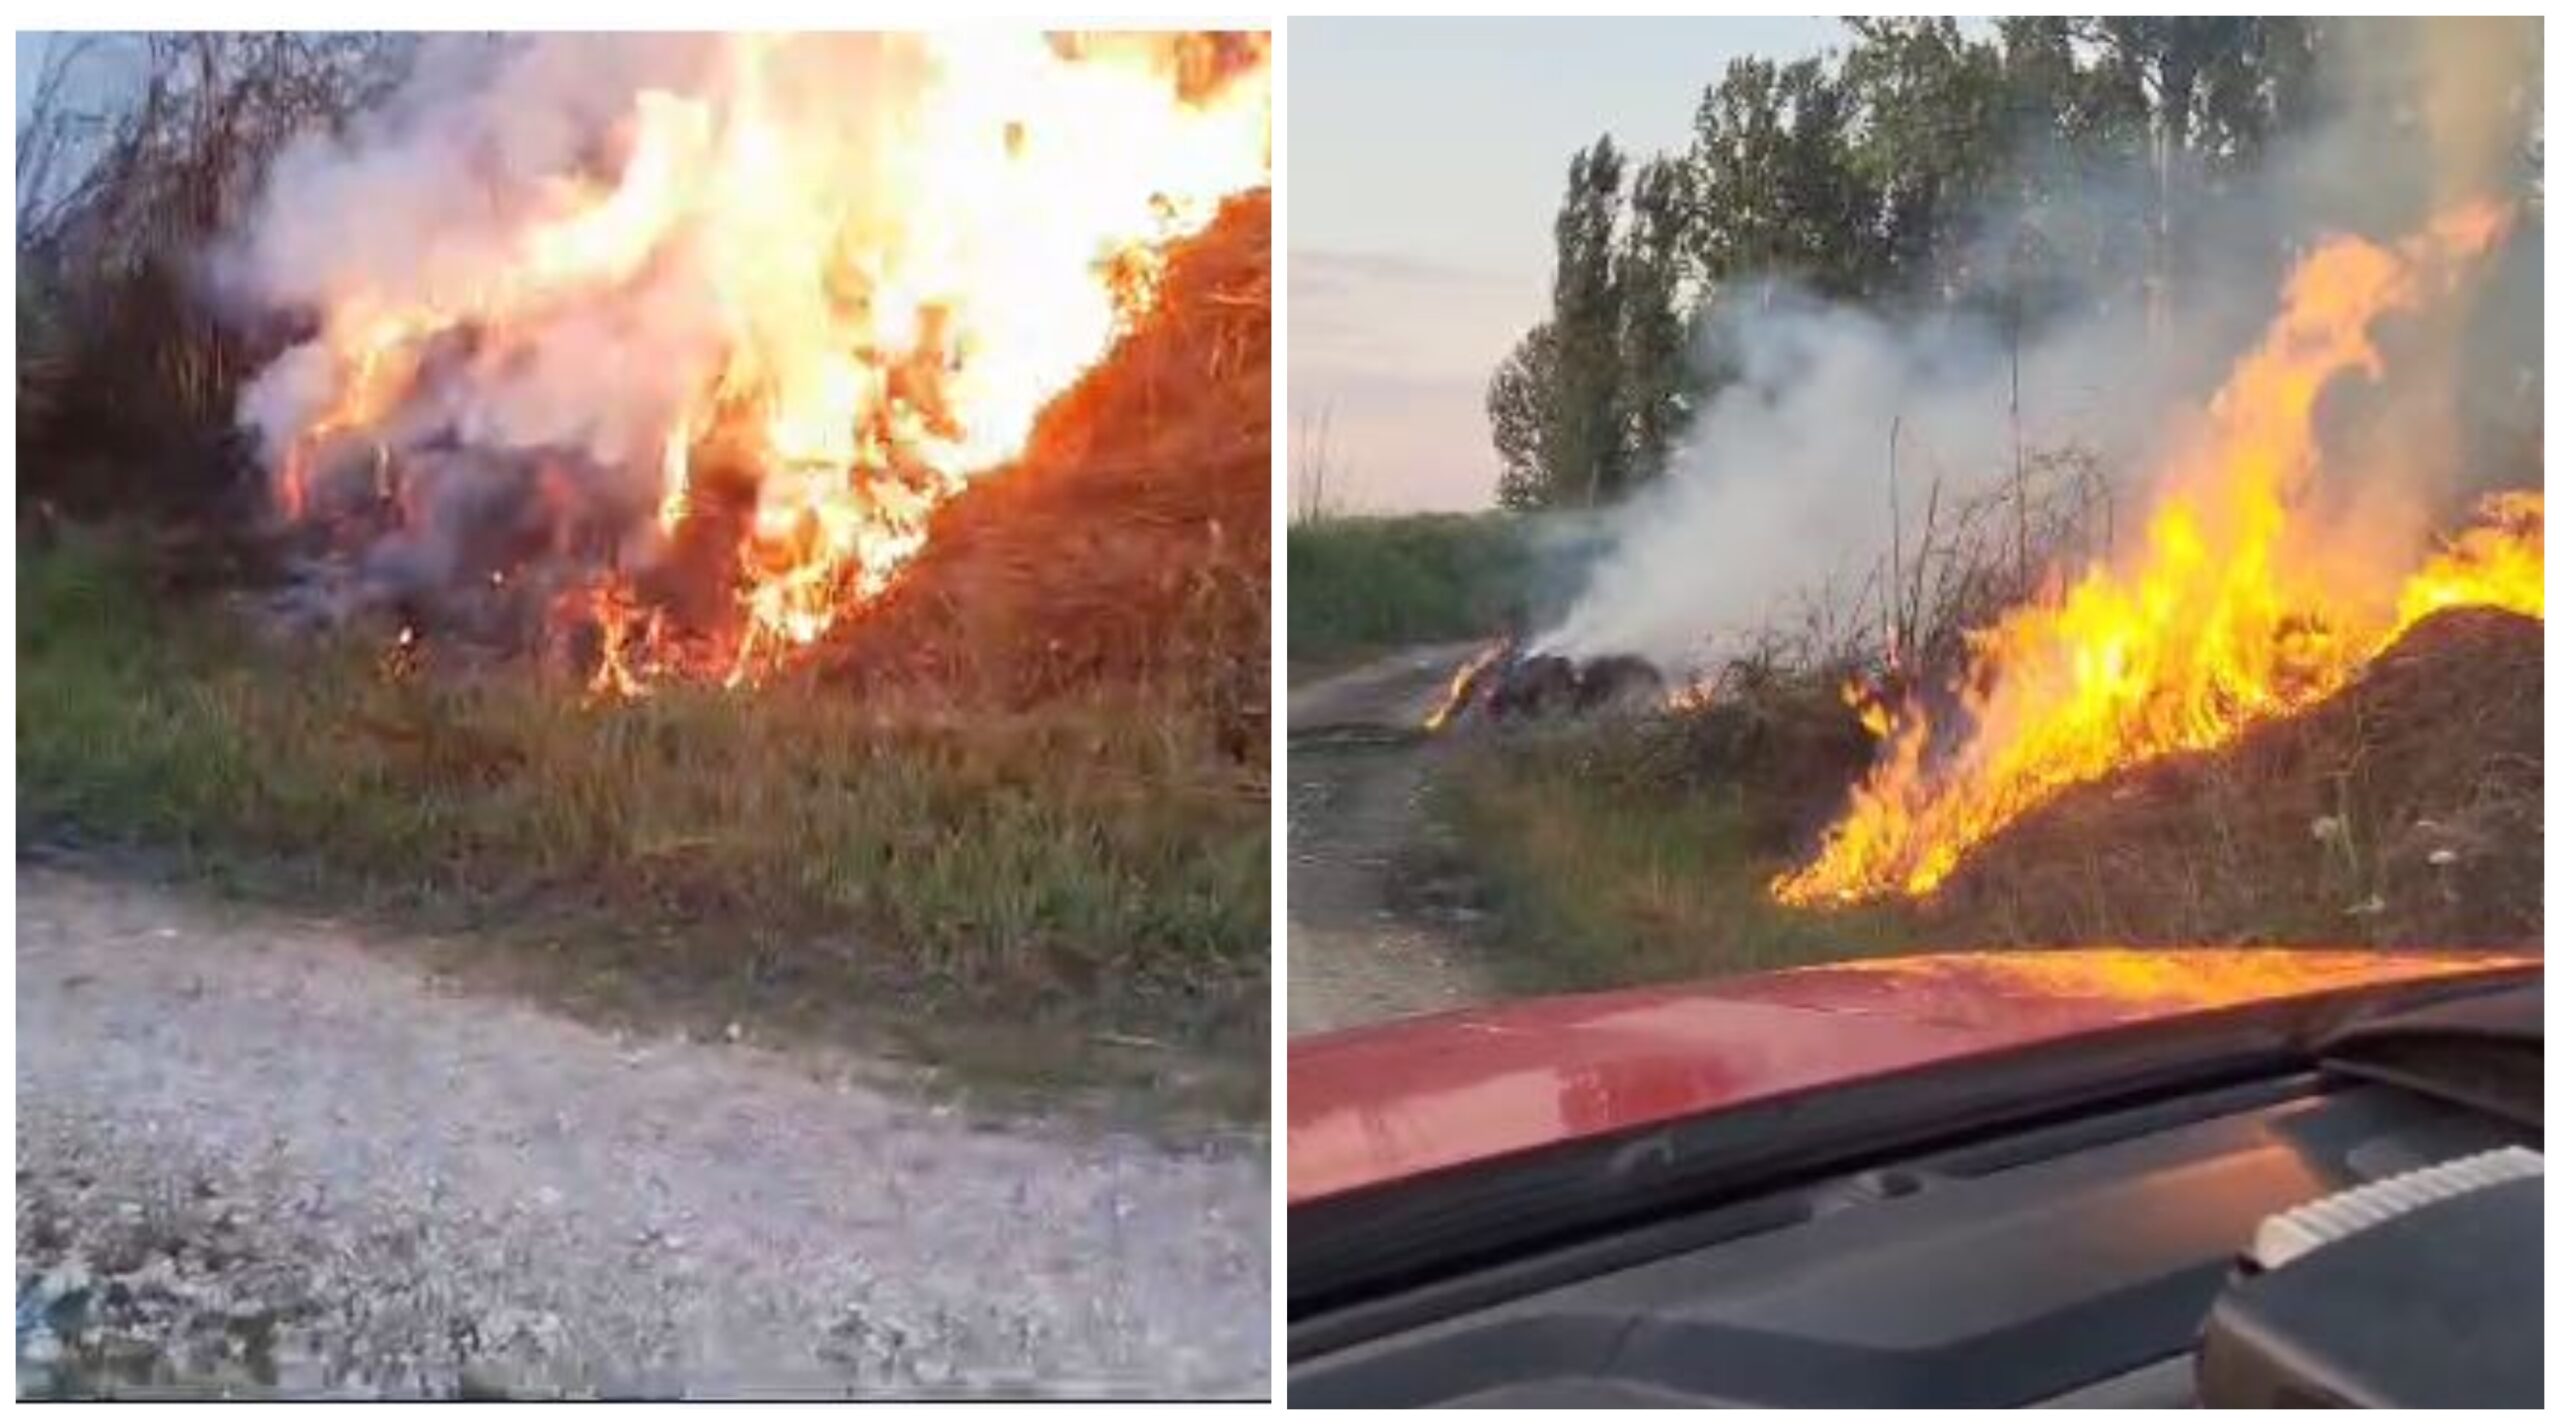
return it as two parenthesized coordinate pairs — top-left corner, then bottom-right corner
(1285, 511), (1597, 680)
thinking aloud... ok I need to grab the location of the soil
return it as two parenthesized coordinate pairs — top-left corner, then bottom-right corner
(14, 867), (1268, 1399)
(1286, 645), (1498, 1035)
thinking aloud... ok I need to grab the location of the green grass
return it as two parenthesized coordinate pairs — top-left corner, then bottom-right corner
(20, 531), (1268, 1099)
(1433, 719), (1919, 994)
(1286, 511), (1596, 671)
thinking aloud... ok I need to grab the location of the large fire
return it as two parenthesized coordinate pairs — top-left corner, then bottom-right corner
(1775, 203), (2543, 906)
(251, 32), (1269, 692)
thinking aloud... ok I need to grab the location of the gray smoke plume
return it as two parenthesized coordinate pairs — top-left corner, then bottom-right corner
(222, 35), (740, 622)
(1541, 17), (2542, 674)
(216, 30), (1267, 649)
(213, 33), (937, 629)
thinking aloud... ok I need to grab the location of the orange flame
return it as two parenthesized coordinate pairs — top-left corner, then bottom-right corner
(1423, 641), (1511, 732)
(1663, 679), (1716, 714)
(1776, 204), (2539, 906)
(272, 33), (1269, 694)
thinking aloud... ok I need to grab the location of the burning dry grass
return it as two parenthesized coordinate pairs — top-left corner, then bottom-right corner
(1775, 208), (2533, 905)
(1437, 606), (2539, 991)
(231, 33), (1270, 695)
(1932, 607), (2542, 949)
(20, 530), (1269, 1076)
(813, 189), (1271, 755)
(18, 119), (1275, 1101)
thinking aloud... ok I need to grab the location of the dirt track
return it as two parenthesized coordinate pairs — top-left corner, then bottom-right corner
(1287, 646), (1496, 1036)
(14, 868), (1267, 1399)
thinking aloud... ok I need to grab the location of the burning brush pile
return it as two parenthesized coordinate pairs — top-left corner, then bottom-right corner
(810, 186), (1270, 729)
(228, 32), (1270, 702)
(1937, 602), (2542, 947)
(1424, 643), (1668, 730)
(1441, 203), (2544, 946)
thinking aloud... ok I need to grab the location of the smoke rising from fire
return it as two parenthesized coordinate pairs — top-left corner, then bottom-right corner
(231, 38), (755, 495)
(1541, 17), (2540, 673)
(220, 32), (1270, 687)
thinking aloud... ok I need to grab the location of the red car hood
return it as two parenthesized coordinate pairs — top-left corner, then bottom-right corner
(1290, 947), (2536, 1206)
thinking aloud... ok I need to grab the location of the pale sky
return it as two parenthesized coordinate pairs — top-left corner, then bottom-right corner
(1290, 17), (1844, 512)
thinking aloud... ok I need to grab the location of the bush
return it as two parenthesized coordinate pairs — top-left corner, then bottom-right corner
(1287, 511), (1597, 669)
(17, 35), (412, 527)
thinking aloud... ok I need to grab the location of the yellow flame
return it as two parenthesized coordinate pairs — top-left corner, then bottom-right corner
(277, 33), (1269, 694)
(1423, 642), (1511, 732)
(1776, 203), (2538, 906)
(1664, 680), (1716, 714)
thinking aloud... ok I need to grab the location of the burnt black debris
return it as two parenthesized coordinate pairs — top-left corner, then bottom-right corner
(1439, 645), (1669, 728)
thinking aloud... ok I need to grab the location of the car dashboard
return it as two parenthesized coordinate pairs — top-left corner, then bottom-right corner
(1290, 1068), (2536, 1408)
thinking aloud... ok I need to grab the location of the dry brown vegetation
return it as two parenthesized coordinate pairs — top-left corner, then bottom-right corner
(1432, 422), (2538, 992)
(1437, 604), (2540, 996)
(1930, 607), (2543, 949)
(815, 190), (1271, 764)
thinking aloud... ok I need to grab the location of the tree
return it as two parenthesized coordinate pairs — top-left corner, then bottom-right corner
(2077, 17), (2320, 337)
(1488, 321), (1560, 510)
(1615, 156), (1692, 486)
(1685, 56), (1878, 302)
(1481, 17), (2472, 514)
(1840, 18), (2006, 301)
(1548, 136), (1628, 505)
(1488, 140), (1701, 509)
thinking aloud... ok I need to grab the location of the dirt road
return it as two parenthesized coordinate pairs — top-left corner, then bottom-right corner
(14, 868), (1267, 1399)
(1287, 645), (1496, 1036)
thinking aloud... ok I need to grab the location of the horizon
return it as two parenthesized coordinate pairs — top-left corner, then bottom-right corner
(1289, 16), (1844, 514)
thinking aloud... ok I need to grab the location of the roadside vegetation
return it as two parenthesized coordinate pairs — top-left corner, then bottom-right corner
(1290, 19), (2529, 997)
(1287, 511), (1599, 680)
(22, 530), (1269, 1081)
(15, 36), (1272, 1113)
(1432, 604), (2541, 995)
(1427, 681), (1920, 993)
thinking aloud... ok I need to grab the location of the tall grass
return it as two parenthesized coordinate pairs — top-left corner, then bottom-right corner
(1435, 715), (1919, 993)
(20, 532), (1268, 1055)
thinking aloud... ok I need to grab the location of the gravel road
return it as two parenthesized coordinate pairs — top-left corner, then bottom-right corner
(1287, 645), (1495, 1036)
(15, 867), (1268, 1399)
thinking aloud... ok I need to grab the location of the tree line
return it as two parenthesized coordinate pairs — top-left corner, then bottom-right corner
(1488, 17), (2542, 510)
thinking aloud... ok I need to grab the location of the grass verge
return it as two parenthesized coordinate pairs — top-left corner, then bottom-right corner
(20, 530), (1268, 1122)
(1431, 717), (1919, 995)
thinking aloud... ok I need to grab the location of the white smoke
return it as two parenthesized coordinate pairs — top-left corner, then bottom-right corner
(1539, 17), (2542, 672)
(1540, 286), (2168, 667)
(223, 35), (815, 495)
